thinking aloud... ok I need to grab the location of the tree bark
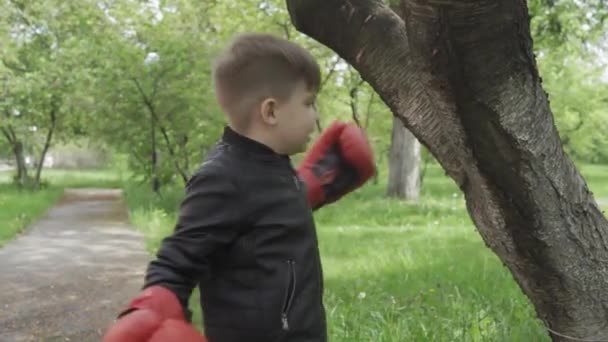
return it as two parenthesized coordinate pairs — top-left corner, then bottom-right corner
(387, 116), (421, 201)
(286, 0), (608, 340)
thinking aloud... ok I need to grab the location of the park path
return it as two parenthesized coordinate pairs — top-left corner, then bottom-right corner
(0, 189), (151, 342)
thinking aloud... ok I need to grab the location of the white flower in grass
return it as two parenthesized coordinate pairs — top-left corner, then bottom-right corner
(358, 292), (366, 300)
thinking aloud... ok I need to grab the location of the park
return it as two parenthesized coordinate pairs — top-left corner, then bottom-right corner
(1, 1), (607, 341)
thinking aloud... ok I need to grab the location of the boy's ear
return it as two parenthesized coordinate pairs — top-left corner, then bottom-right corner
(260, 97), (278, 125)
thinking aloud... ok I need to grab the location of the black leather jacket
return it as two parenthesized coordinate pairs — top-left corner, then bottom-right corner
(144, 126), (327, 342)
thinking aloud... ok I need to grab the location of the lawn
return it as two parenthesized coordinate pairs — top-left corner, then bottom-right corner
(1, 161), (603, 340)
(0, 168), (124, 246)
(121, 162), (608, 342)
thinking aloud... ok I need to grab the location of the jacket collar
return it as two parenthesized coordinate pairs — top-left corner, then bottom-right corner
(221, 126), (291, 162)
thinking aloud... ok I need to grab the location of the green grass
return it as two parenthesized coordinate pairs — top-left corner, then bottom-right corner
(0, 168), (124, 246)
(0, 161), (601, 339)
(123, 162), (608, 341)
(0, 184), (64, 247)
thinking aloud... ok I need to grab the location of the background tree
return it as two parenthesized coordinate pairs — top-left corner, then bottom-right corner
(0, 0), (104, 189)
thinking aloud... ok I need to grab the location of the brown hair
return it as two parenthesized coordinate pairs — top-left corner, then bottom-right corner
(213, 32), (321, 129)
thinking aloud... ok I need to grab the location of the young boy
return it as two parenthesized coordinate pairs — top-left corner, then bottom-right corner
(103, 33), (375, 342)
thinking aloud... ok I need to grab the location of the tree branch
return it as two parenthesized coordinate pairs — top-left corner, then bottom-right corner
(157, 119), (189, 185)
(133, 78), (188, 184)
(286, 0), (469, 185)
(1, 126), (13, 144)
(320, 56), (341, 90)
(1, 58), (28, 73)
(364, 90), (375, 129)
(349, 78), (365, 127)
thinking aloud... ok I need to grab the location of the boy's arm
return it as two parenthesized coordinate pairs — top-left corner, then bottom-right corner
(144, 168), (241, 314)
(298, 121), (376, 210)
(103, 168), (239, 342)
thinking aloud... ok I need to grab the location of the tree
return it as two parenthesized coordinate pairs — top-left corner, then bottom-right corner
(0, 0), (104, 189)
(286, 0), (608, 340)
(384, 0), (422, 201)
(89, 0), (224, 192)
(387, 116), (420, 200)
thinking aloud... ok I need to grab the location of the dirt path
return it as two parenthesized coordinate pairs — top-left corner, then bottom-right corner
(0, 189), (152, 342)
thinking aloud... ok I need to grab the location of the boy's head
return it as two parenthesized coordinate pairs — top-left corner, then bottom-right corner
(213, 32), (321, 155)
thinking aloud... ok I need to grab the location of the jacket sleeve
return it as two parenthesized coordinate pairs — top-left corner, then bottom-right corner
(143, 167), (243, 319)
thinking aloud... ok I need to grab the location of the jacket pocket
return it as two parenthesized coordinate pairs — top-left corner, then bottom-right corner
(281, 259), (297, 331)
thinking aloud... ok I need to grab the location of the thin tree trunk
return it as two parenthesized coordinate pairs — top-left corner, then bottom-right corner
(418, 147), (432, 189)
(33, 106), (57, 190)
(151, 112), (160, 193)
(387, 116), (421, 201)
(133, 78), (188, 187)
(364, 91), (374, 130)
(1, 126), (29, 187)
(363, 91), (380, 184)
(14, 141), (28, 186)
(178, 134), (190, 178)
(349, 77), (365, 127)
(287, 0), (608, 340)
(157, 123), (188, 184)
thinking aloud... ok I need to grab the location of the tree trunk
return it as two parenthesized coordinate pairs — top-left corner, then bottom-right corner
(387, 116), (421, 201)
(14, 140), (29, 186)
(157, 123), (189, 185)
(1, 126), (29, 187)
(286, 0), (608, 340)
(33, 106), (57, 190)
(151, 112), (160, 194)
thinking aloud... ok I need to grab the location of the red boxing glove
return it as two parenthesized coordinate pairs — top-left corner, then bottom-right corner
(103, 286), (207, 342)
(298, 121), (376, 209)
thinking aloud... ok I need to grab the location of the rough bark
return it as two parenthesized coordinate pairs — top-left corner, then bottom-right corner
(387, 116), (421, 201)
(286, 0), (608, 340)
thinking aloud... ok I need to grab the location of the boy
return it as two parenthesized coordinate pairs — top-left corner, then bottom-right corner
(103, 33), (375, 342)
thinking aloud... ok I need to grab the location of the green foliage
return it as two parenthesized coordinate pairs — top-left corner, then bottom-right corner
(528, 0), (608, 52)
(0, 0), (108, 188)
(3, 0), (605, 188)
(536, 47), (608, 163)
(83, 1), (227, 188)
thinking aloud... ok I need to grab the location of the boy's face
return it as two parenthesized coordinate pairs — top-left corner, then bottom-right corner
(265, 80), (319, 155)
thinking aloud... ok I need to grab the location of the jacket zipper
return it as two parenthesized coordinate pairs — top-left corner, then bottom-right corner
(281, 259), (296, 331)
